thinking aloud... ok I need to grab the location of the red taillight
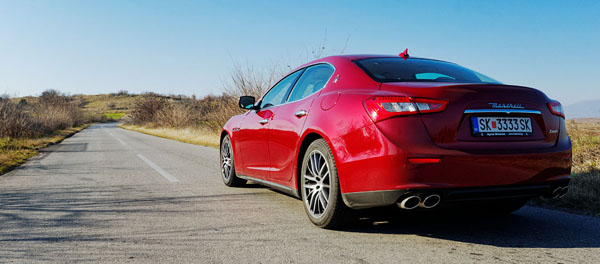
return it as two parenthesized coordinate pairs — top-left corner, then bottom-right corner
(412, 98), (448, 114)
(363, 96), (447, 122)
(547, 100), (565, 118)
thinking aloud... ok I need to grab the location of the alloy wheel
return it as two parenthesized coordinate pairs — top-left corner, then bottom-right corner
(303, 150), (331, 218)
(221, 140), (232, 181)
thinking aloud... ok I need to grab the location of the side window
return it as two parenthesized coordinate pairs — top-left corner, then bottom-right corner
(287, 64), (334, 103)
(260, 70), (303, 108)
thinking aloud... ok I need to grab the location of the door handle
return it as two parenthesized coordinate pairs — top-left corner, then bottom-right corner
(295, 110), (307, 117)
(259, 119), (269, 124)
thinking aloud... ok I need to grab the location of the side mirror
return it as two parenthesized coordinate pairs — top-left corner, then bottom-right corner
(238, 96), (256, 110)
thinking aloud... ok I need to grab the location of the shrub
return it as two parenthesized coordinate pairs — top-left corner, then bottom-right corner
(34, 90), (85, 131)
(125, 62), (287, 131)
(0, 90), (86, 138)
(0, 100), (37, 137)
(155, 102), (197, 128)
(128, 93), (168, 125)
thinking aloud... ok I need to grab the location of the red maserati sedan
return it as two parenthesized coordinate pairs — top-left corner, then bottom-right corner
(220, 54), (572, 228)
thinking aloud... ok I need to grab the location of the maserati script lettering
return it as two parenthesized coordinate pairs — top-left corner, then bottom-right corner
(488, 103), (525, 109)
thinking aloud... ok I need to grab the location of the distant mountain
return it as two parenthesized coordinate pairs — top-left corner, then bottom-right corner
(565, 100), (600, 119)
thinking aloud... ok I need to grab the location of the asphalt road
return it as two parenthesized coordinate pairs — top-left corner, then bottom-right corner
(1, 123), (599, 263)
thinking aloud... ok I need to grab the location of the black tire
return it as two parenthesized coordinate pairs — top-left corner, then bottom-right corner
(220, 135), (246, 187)
(300, 139), (352, 229)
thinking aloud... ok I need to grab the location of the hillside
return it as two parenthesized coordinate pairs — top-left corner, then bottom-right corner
(11, 93), (142, 120)
(77, 93), (140, 115)
(566, 99), (600, 119)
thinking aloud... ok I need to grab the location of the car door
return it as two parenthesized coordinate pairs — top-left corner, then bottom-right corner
(268, 64), (335, 184)
(235, 69), (304, 178)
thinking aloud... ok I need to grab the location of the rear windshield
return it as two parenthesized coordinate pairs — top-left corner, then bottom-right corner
(354, 58), (500, 84)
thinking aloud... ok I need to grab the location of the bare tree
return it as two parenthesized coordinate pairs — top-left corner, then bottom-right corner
(222, 61), (286, 99)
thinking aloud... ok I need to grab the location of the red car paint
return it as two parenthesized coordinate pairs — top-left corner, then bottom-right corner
(222, 55), (571, 208)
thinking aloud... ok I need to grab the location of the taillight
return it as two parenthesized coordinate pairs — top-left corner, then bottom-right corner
(363, 96), (447, 122)
(547, 100), (565, 118)
(413, 98), (448, 114)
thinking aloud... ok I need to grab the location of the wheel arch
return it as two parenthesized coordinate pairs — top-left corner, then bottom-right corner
(295, 130), (339, 197)
(220, 129), (229, 148)
(220, 129), (243, 173)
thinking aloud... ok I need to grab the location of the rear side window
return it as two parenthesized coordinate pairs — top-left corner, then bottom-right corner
(287, 64), (334, 102)
(354, 58), (500, 84)
(260, 70), (303, 108)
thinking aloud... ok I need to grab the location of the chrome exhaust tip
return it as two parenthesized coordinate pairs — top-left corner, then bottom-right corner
(420, 194), (441, 209)
(552, 187), (562, 199)
(558, 186), (569, 198)
(397, 196), (421, 210)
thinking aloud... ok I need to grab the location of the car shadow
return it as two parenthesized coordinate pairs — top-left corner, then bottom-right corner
(337, 205), (600, 249)
(223, 183), (600, 249)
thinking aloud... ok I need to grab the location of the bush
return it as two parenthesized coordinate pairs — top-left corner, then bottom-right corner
(155, 102), (197, 128)
(125, 62), (287, 131)
(126, 92), (243, 131)
(0, 100), (38, 137)
(0, 90), (86, 138)
(35, 90), (85, 131)
(128, 93), (168, 125)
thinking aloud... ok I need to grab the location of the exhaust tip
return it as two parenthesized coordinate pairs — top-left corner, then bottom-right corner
(558, 186), (569, 198)
(552, 187), (562, 199)
(421, 194), (441, 208)
(398, 196), (421, 210)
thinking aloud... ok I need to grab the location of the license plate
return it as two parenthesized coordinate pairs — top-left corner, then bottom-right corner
(471, 117), (532, 137)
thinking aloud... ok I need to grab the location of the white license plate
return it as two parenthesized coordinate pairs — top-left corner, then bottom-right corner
(471, 117), (532, 137)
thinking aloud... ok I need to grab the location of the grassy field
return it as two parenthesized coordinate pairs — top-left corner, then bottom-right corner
(0, 124), (89, 174)
(119, 124), (220, 148)
(77, 93), (139, 117)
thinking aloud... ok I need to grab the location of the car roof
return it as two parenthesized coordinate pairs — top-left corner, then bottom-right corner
(331, 54), (450, 63)
(293, 54), (455, 73)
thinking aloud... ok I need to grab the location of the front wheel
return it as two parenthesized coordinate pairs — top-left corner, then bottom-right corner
(301, 139), (352, 229)
(220, 135), (246, 187)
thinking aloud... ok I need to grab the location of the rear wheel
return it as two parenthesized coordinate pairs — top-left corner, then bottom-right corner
(301, 139), (352, 229)
(220, 135), (246, 187)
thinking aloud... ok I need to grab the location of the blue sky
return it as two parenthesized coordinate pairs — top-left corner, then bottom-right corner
(0, 0), (598, 105)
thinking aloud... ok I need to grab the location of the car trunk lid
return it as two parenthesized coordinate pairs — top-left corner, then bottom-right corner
(380, 82), (560, 151)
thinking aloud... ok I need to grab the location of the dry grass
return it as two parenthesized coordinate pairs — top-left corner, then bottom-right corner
(0, 124), (89, 175)
(531, 119), (600, 216)
(77, 93), (139, 115)
(119, 124), (220, 148)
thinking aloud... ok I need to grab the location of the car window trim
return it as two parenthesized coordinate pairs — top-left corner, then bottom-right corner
(258, 68), (305, 109)
(284, 62), (336, 104)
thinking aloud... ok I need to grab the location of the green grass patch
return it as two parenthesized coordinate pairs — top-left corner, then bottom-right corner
(104, 112), (125, 120)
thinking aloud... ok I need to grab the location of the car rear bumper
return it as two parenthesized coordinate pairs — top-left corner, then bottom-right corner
(331, 121), (572, 195)
(342, 179), (570, 209)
